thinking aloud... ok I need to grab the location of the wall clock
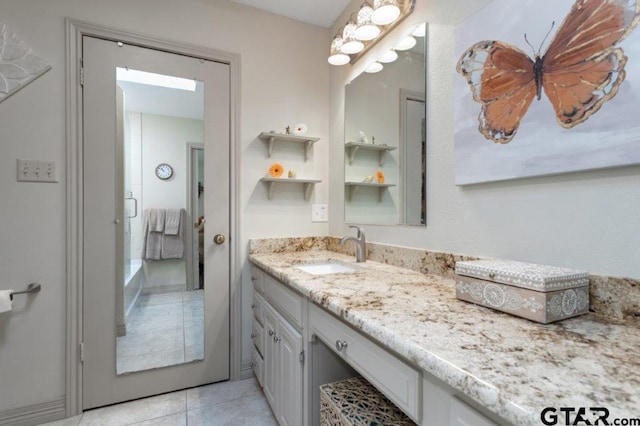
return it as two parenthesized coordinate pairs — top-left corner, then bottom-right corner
(155, 163), (173, 180)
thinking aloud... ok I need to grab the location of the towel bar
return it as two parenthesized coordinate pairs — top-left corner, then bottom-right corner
(10, 283), (41, 301)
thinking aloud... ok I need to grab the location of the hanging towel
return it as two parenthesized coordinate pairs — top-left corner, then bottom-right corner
(142, 209), (164, 261)
(161, 209), (185, 259)
(164, 209), (181, 235)
(148, 208), (165, 233)
(0, 290), (13, 313)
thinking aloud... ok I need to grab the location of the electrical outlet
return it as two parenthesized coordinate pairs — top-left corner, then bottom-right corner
(17, 159), (58, 183)
(312, 204), (328, 222)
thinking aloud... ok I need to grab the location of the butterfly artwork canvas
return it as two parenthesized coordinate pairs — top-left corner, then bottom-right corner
(454, 0), (640, 185)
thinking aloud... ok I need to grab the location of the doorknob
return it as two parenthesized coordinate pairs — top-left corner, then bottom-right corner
(213, 234), (225, 245)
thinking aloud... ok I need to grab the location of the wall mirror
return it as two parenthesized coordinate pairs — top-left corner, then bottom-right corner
(115, 68), (205, 374)
(344, 23), (426, 226)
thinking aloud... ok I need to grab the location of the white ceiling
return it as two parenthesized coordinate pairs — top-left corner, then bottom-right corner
(118, 80), (205, 121)
(227, 0), (351, 28)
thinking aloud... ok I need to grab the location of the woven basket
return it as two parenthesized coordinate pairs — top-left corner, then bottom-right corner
(319, 376), (415, 425)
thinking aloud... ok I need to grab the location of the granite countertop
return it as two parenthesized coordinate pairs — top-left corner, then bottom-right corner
(249, 250), (640, 426)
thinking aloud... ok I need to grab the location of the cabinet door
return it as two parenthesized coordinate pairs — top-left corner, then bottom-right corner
(277, 313), (303, 426)
(449, 397), (496, 426)
(263, 304), (279, 413)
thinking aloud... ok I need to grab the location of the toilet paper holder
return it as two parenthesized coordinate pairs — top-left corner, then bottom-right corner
(10, 283), (41, 301)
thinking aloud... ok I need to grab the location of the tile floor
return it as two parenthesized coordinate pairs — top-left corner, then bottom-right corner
(40, 377), (277, 426)
(117, 290), (204, 374)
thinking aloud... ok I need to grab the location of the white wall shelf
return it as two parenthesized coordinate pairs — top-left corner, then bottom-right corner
(261, 178), (321, 201)
(259, 132), (320, 162)
(345, 142), (397, 166)
(345, 182), (396, 202)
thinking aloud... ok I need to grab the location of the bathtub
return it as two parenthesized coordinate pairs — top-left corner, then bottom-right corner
(124, 259), (143, 319)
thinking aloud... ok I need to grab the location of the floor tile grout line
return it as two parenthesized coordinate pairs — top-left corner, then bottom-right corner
(118, 408), (188, 426)
(186, 385), (265, 412)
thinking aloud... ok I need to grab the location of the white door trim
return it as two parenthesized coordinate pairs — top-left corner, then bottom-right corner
(65, 18), (242, 417)
(186, 142), (205, 292)
(399, 88), (425, 225)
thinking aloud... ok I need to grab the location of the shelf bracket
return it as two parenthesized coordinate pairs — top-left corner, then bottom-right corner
(347, 146), (360, 165)
(304, 182), (313, 200)
(347, 185), (358, 201)
(304, 141), (313, 162)
(267, 136), (275, 158)
(266, 180), (275, 199)
(379, 150), (389, 167)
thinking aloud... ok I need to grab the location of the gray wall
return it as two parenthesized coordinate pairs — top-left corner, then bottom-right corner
(0, 0), (330, 413)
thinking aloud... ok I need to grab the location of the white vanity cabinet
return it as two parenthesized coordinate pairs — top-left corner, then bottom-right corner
(251, 266), (304, 426)
(250, 267), (266, 386)
(263, 303), (303, 426)
(250, 262), (502, 426)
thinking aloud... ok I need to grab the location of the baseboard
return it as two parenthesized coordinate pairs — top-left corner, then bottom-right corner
(240, 359), (254, 380)
(0, 397), (65, 426)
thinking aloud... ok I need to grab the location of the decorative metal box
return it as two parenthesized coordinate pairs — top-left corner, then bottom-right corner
(455, 260), (589, 324)
(320, 376), (415, 425)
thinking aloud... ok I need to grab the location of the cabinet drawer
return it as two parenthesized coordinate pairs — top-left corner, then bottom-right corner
(264, 273), (303, 328)
(309, 304), (421, 423)
(252, 290), (265, 325)
(252, 318), (264, 356)
(251, 347), (264, 387)
(250, 265), (264, 293)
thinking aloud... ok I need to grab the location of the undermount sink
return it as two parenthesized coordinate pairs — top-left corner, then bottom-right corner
(295, 262), (356, 275)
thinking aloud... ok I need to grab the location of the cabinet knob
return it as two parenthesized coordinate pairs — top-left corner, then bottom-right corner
(335, 340), (348, 352)
(249, 361), (255, 368)
(213, 234), (226, 245)
(274, 336), (281, 343)
(268, 329), (275, 336)
(251, 304), (256, 309)
(251, 333), (256, 339)
(251, 276), (257, 282)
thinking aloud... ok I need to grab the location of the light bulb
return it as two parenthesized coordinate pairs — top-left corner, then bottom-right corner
(378, 50), (398, 63)
(341, 40), (364, 54)
(365, 62), (383, 73)
(328, 54), (350, 66)
(328, 34), (350, 66)
(395, 35), (416, 51)
(355, 24), (381, 41)
(341, 19), (365, 54)
(354, 1), (381, 41)
(371, 0), (400, 26)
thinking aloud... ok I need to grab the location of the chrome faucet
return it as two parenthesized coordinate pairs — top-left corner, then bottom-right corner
(340, 225), (366, 262)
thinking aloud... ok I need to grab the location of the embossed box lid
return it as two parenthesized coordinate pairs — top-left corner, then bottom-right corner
(455, 259), (589, 292)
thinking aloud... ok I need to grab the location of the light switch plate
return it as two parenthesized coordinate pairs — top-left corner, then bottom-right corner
(17, 159), (58, 183)
(312, 204), (328, 222)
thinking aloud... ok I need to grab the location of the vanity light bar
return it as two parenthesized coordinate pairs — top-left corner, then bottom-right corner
(328, 0), (416, 66)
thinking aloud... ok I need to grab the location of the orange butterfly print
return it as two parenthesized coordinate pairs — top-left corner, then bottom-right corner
(457, 0), (640, 144)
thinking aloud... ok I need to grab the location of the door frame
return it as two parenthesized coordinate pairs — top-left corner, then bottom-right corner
(186, 142), (204, 292)
(65, 19), (242, 417)
(398, 88), (425, 225)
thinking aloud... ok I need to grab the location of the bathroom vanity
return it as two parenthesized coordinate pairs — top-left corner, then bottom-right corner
(248, 239), (640, 426)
